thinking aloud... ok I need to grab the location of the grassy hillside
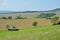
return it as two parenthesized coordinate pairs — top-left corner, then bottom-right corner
(0, 8), (60, 40)
(0, 25), (60, 40)
(0, 18), (52, 29)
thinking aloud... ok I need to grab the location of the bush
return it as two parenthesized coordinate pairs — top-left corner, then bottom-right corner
(6, 25), (9, 29)
(53, 21), (60, 25)
(1, 17), (7, 19)
(51, 17), (59, 23)
(57, 21), (60, 25)
(32, 21), (37, 27)
(51, 16), (59, 25)
(8, 16), (12, 19)
(16, 16), (21, 19)
(16, 16), (24, 19)
(16, 16), (26, 19)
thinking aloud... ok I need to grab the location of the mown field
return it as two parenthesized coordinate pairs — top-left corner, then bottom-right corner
(0, 25), (60, 40)
(0, 18), (52, 29)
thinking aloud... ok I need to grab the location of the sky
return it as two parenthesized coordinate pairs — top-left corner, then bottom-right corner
(0, 0), (60, 11)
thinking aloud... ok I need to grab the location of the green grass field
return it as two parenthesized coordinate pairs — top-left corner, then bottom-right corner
(0, 25), (60, 40)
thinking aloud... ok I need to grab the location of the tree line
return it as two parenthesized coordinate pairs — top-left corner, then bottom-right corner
(0, 16), (27, 19)
(37, 12), (56, 19)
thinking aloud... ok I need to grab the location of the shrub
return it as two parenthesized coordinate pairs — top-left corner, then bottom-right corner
(16, 16), (24, 19)
(16, 16), (26, 19)
(53, 21), (60, 25)
(8, 16), (12, 19)
(1, 17), (7, 19)
(51, 16), (59, 25)
(32, 21), (37, 27)
(6, 25), (9, 29)
(57, 21), (60, 25)
(16, 16), (21, 19)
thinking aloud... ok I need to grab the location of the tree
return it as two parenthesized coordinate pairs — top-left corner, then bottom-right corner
(51, 16), (59, 25)
(16, 16), (21, 19)
(8, 16), (12, 19)
(37, 13), (56, 19)
(32, 21), (37, 27)
(16, 16), (25, 19)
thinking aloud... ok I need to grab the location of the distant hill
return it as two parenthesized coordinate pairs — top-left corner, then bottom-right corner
(0, 8), (60, 14)
(52, 8), (60, 11)
(0, 8), (60, 18)
(13, 8), (60, 13)
(12, 8), (60, 13)
(46, 8), (60, 12)
(0, 10), (14, 14)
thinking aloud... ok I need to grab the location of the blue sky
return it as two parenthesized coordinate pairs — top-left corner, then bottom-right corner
(0, 0), (60, 11)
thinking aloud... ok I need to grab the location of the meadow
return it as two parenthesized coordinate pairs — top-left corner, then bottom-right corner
(0, 18), (52, 29)
(0, 11), (60, 40)
(0, 25), (60, 40)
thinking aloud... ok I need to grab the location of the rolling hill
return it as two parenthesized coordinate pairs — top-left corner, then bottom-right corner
(0, 8), (60, 13)
(0, 8), (60, 18)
